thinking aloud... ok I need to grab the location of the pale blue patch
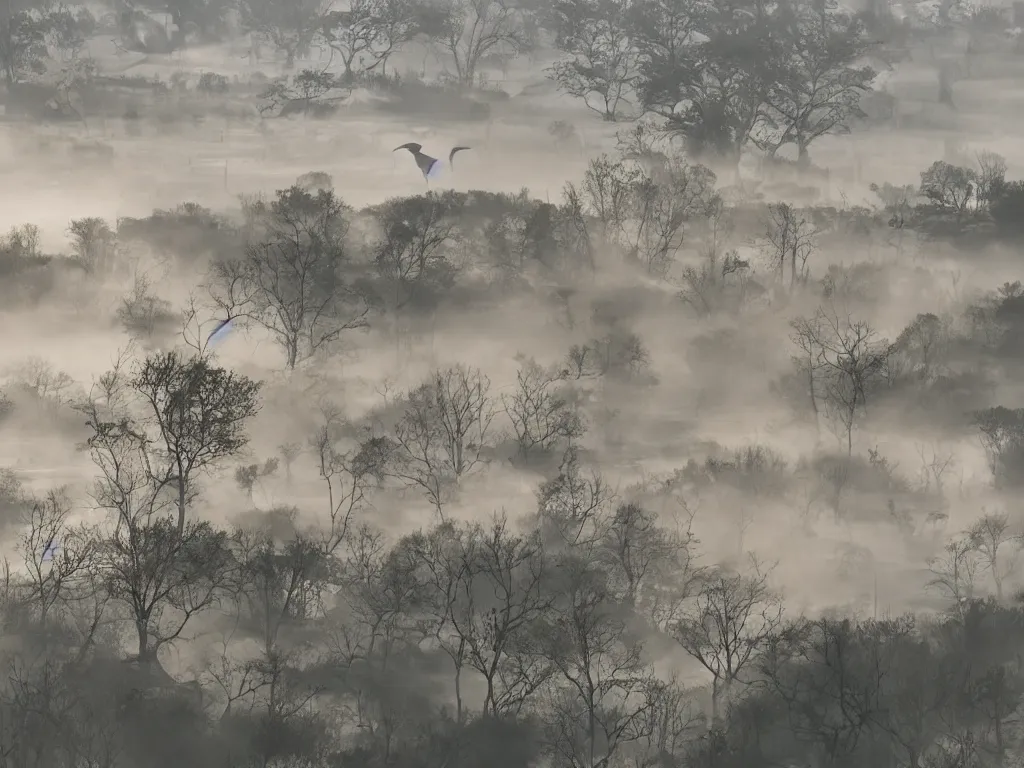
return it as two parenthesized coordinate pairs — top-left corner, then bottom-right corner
(42, 538), (59, 562)
(206, 317), (234, 348)
(426, 159), (445, 180)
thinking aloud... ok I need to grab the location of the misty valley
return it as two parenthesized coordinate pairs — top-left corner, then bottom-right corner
(3, 0), (1024, 766)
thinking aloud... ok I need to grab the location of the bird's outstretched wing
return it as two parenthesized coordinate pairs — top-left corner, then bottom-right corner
(394, 143), (423, 154)
(449, 146), (471, 168)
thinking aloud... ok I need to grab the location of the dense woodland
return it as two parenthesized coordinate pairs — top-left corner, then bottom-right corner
(5, 0), (1024, 767)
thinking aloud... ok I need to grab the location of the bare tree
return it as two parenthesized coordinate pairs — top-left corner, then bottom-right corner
(369, 194), (461, 314)
(132, 350), (262, 536)
(321, 0), (426, 78)
(536, 446), (615, 549)
(439, 0), (533, 85)
(596, 502), (683, 610)
(208, 187), (371, 370)
(790, 306), (890, 455)
(974, 150), (1007, 211)
(926, 536), (980, 617)
(918, 160), (976, 221)
(401, 521), (473, 721)
(460, 516), (553, 716)
(390, 365), (495, 518)
(116, 273), (178, 349)
(915, 442), (956, 494)
(672, 558), (783, 725)
(623, 158), (718, 277)
(548, 0), (639, 121)
(502, 357), (586, 457)
(67, 217), (118, 275)
(9, 356), (77, 407)
(972, 407), (1024, 488)
(966, 511), (1018, 601)
(217, 513), (332, 737)
(326, 523), (428, 743)
(237, 0), (330, 67)
(17, 487), (97, 629)
(311, 405), (389, 554)
(541, 555), (658, 768)
(762, 202), (818, 290)
(78, 380), (236, 666)
(789, 313), (825, 434)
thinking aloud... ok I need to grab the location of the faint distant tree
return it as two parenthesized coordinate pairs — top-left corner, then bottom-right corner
(117, 272), (177, 345)
(919, 160), (976, 221)
(762, 202), (818, 290)
(131, 350), (263, 536)
(234, 458), (279, 504)
(548, 0), (639, 121)
(237, 0), (329, 67)
(974, 150), (1007, 212)
(790, 306), (890, 456)
(0, 0), (50, 85)
(278, 441), (302, 484)
(9, 356), (77, 406)
(208, 187), (371, 370)
(622, 156), (712, 276)
(67, 217), (118, 274)
(673, 559), (783, 726)
(927, 536), (980, 618)
(548, 120), (581, 152)
(502, 356), (585, 457)
(891, 312), (948, 382)
(967, 511), (1018, 601)
(870, 181), (917, 221)
(439, 0), (533, 86)
(579, 154), (641, 246)
(973, 406), (1024, 487)
(391, 365), (495, 518)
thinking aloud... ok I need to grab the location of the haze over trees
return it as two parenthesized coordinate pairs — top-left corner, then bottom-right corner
(5, 0), (1024, 765)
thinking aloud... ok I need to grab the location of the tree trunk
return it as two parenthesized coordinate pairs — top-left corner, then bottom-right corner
(177, 477), (187, 537)
(454, 663), (463, 722)
(136, 619), (151, 661)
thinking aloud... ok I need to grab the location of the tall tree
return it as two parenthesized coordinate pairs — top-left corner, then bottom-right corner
(208, 187), (372, 370)
(439, 0), (533, 86)
(548, 0), (640, 121)
(132, 351), (263, 536)
(633, 0), (785, 166)
(761, 0), (876, 165)
(321, 0), (428, 78)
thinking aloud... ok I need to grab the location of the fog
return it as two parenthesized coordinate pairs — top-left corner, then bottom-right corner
(1, 0), (1024, 765)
